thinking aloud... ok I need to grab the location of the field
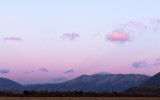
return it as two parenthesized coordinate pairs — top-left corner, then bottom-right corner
(0, 97), (160, 100)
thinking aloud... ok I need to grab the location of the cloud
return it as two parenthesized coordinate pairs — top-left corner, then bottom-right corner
(61, 33), (80, 41)
(24, 70), (34, 74)
(106, 20), (148, 43)
(0, 69), (10, 74)
(39, 68), (49, 72)
(157, 19), (160, 23)
(24, 72), (30, 74)
(123, 21), (147, 32)
(52, 77), (69, 83)
(3, 37), (22, 41)
(132, 59), (160, 68)
(64, 69), (74, 73)
(132, 61), (148, 68)
(106, 18), (160, 43)
(106, 29), (130, 43)
(150, 18), (160, 32)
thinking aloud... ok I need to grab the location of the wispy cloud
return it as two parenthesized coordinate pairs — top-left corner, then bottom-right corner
(106, 18), (160, 43)
(64, 69), (74, 73)
(132, 61), (148, 68)
(149, 18), (160, 32)
(106, 20), (146, 43)
(106, 29), (130, 43)
(123, 21), (147, 32)
(61, 33), (80, 41)
(39, 68), (49, 72)
(132, 59), (160, 68)
(0, 69), (10, 74)
(157, 19), (160, 23)
(24, 72), (30, 74)
(52, 77), (69, 83)
(3, 37), (22, 41)
(24, 70), (34, 74)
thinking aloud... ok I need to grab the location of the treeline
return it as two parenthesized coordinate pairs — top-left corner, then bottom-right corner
(0, 90), (160, 97)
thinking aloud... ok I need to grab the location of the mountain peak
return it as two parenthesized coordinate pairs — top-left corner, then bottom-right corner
(141, 72), (160, 87)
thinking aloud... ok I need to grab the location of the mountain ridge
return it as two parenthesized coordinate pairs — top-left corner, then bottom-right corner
(0, 73), (152, 92)
(26, 73), (150, 92)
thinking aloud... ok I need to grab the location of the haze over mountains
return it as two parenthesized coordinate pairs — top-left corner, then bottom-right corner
(0, 73), (152, 92)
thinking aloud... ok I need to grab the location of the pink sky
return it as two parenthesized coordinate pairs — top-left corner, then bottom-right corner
(0, 0), (160, 84)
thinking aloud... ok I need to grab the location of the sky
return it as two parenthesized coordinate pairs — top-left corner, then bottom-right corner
(0, 0), (160, 84)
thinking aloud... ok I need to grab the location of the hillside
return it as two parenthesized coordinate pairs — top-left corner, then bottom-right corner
(125, 86), (160, 93)
(0, 78), (24, 90)
(140, 72), (160, 87)
(26, 74), (150, 92)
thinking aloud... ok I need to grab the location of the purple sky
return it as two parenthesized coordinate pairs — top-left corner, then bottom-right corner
(0, 0), (160, 84)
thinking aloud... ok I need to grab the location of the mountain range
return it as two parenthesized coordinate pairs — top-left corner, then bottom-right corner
(0, 73), (151, 92)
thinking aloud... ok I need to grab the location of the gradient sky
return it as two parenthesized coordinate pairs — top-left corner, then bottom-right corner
(0, 0), (160, 84)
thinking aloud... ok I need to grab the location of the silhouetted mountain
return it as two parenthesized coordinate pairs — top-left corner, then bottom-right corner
(26, 74), (150, 92)
(125, 86), (160, 94)
(140, 72), (160, 87)
(0, 78), (24, 90)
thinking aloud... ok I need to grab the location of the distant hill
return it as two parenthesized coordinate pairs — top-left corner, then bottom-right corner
(125, 86), (160, 93)
(0, 78), (24, 90)
(140, 72), (160, 87)
(26, 74), (150, 92)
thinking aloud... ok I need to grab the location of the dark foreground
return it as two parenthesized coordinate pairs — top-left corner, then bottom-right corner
(1, 90), (160, 97)
(0, 97), (160, 100)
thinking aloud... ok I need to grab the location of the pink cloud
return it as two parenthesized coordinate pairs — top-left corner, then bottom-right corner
(153, 27), (159, 32)
(107, 18), (160, 43)
(157, 19), (160, 23)
(61, 33), (80, 41)
(106, 30), (130, 42)
(124, 21), (147, 31)
(106, 20), (148, 43)
(4, 37), (22, 41)
(150, 18), (160, 32)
